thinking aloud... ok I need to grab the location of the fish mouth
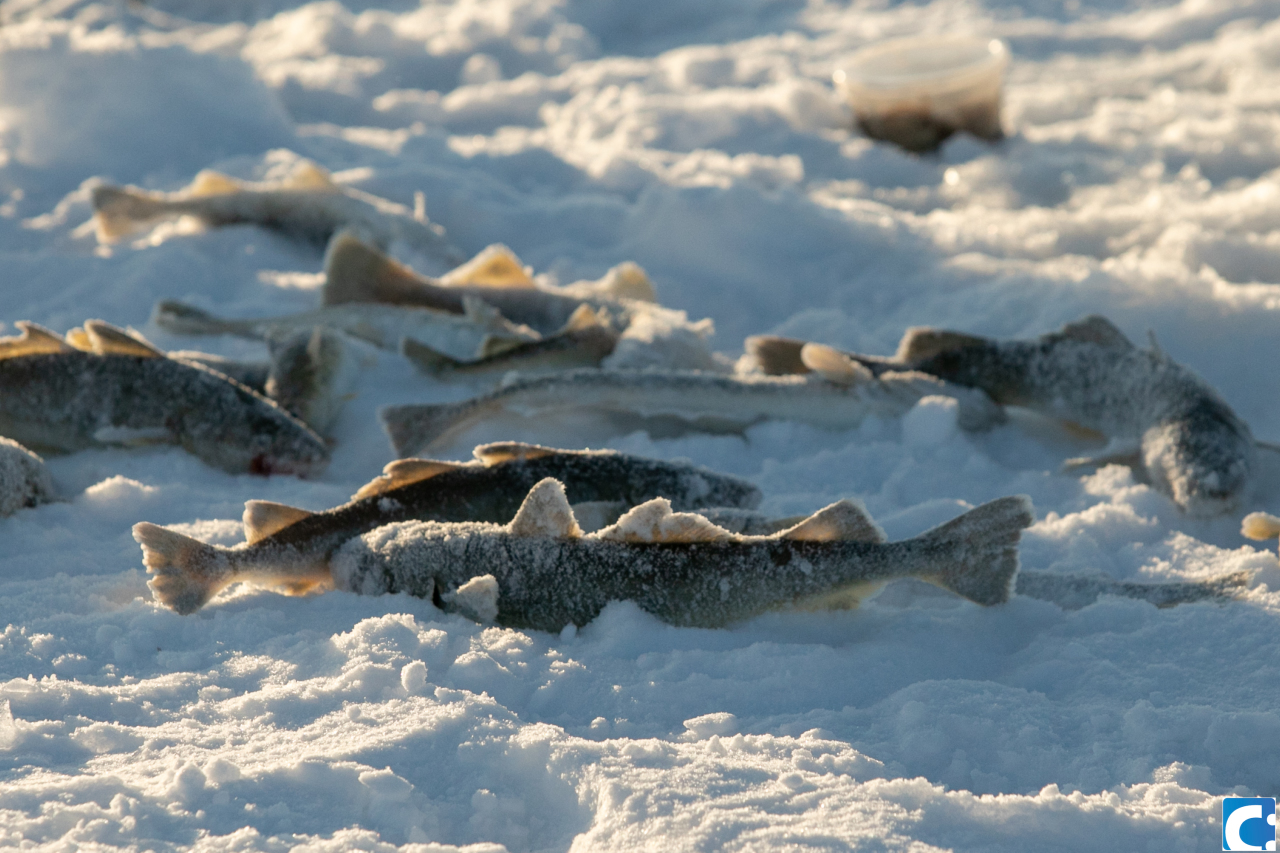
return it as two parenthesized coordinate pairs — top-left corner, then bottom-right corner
(250, 453), (329, 478)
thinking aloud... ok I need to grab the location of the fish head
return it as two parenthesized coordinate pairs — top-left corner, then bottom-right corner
(1141, 404), (1257, 517)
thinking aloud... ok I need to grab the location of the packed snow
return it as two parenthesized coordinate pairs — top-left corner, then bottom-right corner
(1, 0), (1279, 849)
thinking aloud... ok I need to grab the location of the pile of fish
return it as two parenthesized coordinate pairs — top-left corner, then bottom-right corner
(0, 155), (1264, 625)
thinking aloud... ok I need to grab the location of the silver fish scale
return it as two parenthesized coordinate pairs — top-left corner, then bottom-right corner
(0, 352), (328, 475)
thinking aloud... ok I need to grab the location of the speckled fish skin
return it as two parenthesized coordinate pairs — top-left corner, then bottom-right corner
(134, 445), (761, 614)
(0, 351), (329, 476)
(0, 437), (55, 516)
(380, 368), (1004, 457)
(874, 316), (1256, 517)
(333, 495), (1032, 630)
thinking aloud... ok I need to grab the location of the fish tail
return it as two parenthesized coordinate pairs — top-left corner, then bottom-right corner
(151, 300), (242, 337)
(380, 401), (472, 457)
(914, 495), (1034, 605)
(132, 522), (236, 615)
(91, 185), (164, 242)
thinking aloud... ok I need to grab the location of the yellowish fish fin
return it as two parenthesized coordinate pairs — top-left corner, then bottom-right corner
(561, 304), (604, 333)
(243, 500), (315, 545)
(442, 574), (500, 623)
(594, 497), (734, 543)
(64, 326), (92, 351)
(323, 230), (435, 306)
(352, 458), (466, 500)
(187, 170), (242, 197)
(0, 322), (74, 360)
(477, 334), (527, 358)
(84, 320), (166, 358)
(441, 244), (534, 288)
(283, 161), (337, 191)
(896, 327), (988, 363)
(473, 442), (558, 466)
(1241, 511), (1280, 541)
(800, 343), (873, 385)
(600, 261), (656, 302)
(1055, 315), (1133, 350)
(508, 478), (582, 538)
(744, 335), (809, 376)
(778, 500), (885, 542)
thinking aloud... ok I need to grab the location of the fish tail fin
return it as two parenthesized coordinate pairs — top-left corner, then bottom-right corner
(323, 229), (446, 308)
(743, 335), (810, 375)
(401, 337), (464, 376)
(91, 185), (163, 242)
(151, 300), (239, 336)
(132, 522), (235, 615)
(380, 401), (471, 457)
(914, 495), (1034, 605)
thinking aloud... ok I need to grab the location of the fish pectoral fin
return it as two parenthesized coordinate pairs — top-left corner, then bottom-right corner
(187, 169), (242, 197)
(0, 322), (74, 359)
(402, 337), (464, 375)
(473, 442), (559, 465)
(84, 320), (166, 358)
(799, 343), (873, 385)
(507, 478), (583, 538)
(777, 499), (885, 542)
(441, 244), (534, 288)
(1242, 511), (1280, 541)
(1054, 315), (1133, 350)
(441, 574), (500, 623)
(282, 161), (337, 191)
(352, 458), (467, 500)
(896, 327), (987, 363)
(592, 497), (734, 543)
(1061, 447), (1144, 475)
(243, 500), (315, 544)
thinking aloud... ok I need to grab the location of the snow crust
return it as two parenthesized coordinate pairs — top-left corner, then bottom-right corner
(2, 0), (1280, 849)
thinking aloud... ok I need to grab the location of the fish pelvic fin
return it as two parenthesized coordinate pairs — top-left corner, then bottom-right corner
(401, 337), (463, 376)
(380, 402), (468, 457)
(91, 184), (167, 243)
(508, 478), (583, 538)
(352, 458), (467, 500)
(913, 495), (1034, 605)
(133, 522), (235, 615)
(778, 499), (885, 542)
(896, 328), (988, 364)
(323, 230), (438, 307)
(243, 500), (314, 545)
(743, 335), (810, 376)
(0, 322), (74, 359)
(441, 244), (534, 288)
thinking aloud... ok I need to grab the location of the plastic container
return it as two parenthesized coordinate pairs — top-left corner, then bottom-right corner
(834, 35), (1009, 153)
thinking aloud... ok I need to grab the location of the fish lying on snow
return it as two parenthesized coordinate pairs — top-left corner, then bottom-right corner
(152, 293), (539, 361)
(0, 320), (328, 476)
(380, 367), (1005, 458)
(331, 478), (1034, 630)
(133, 442), (761, 614)
(747, 316), (1257, 517)
(0, 437), (55, 517)
(91, 159), (464, 268)
(324, 234), (721, 370)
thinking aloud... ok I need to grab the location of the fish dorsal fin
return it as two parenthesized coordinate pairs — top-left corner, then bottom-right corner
(1242, 511), (1280, 541)
(507, 478), (582, 538)
(896, 327), (988, 363)
(561, 304), (604, 333)
(1056, 315), (1133, 350)
(600, 262), (656, 303)
(352, 458), (466, 500)
(243, 500), (314, 545)
(188, 170), (242, 197)
(474, 442), (558, 466)
(84, 320), (166, 357)
(64, 326), (92, 351)
(441, 244), (534, 288)
(0, 322), (74, 360)
(778, 500), (885, 542)
(800, 343), (873, 385)
(283, 161), (337, 191)
(594, 497), (734, 543)
(323, 230), (433, 306)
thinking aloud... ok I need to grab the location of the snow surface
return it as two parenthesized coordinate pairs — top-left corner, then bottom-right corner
(1, 0), (1280, 849)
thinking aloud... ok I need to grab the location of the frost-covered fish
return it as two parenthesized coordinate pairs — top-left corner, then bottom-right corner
(331, 478), (1033, 630)
(133, 442), (761, 614)
(402, 304), (620, 381)
(748, 317), (1257, 517)
(0, 320), (328, 476)
(0, 437), (55, 517)
(380, 367), (1004, 458)
(152, 293), (539, 360)
(91, 159), (464, 267)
